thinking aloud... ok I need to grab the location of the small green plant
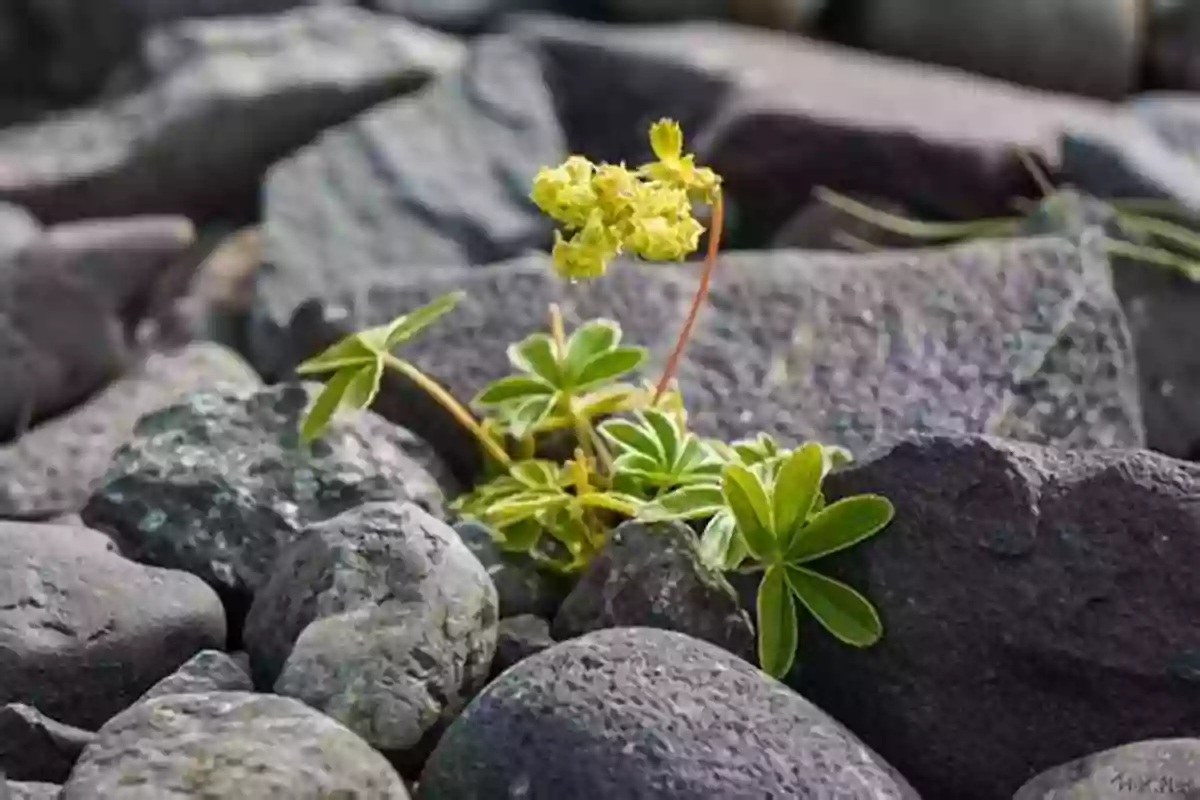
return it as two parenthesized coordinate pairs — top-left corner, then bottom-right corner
(296, 119), (894, 678)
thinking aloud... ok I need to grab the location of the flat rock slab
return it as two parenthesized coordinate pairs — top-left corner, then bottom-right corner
(807, 435), (1200, 798)
(136, 649), (253, 703)
(282, 235), (1141, 478)
(0, 6), (464, 223)
(1015, 738), (1200, 799)
(255, 29), (563, 377)
(0, 521), (226, 730)
(417, 626), (920, 799)
(60, 691), (410, 798)
(0, 342), (261, 518)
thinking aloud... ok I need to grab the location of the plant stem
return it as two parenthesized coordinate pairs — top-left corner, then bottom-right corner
(653, 192), (725, 404)
(382, 354), (513, 469)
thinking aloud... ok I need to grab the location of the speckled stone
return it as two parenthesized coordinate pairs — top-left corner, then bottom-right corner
(137, 649), (253, 702)
(80, 382), (453, 601)
(1015, 738), (1200, 799)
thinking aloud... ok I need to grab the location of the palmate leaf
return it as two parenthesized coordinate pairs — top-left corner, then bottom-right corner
(382, 291), (464, 349)
(784, 565), (882, 647)
(640, 484), (725, 521)
(574, 347), (646, 391)
(508, 333), (561, 385)
(562, 320), (620, 382)
(295, 333), (377, 376)
(299, 361), (383, 442)
(721, 463), (776, 560)
(785, 494), (894, 564)
(757, 565), (799, 678)
(698, 510), (746, 570)
(773, 443), (824, 549)
(473, 376), (555, 406)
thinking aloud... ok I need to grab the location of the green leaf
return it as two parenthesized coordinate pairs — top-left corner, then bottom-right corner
(643, 409), (681, 466)
(575, 384), (640, 420)
(300, 369), (355, 442)
(640, 484), (726, 521)
(721, 464), (776, 560)
(576, 491), (642, 515)
(611, 451), (674, 484)
(821, 444), (854, 475)
(343, 362), (382, 411)
(757, 565), (799, 678)
(698, 511), (741, 569)
(598, 419), (663, 460)
(510, 460), (562, 489)
(473, 376), (555, 406)
(496, 519), (542, 553)
(543, 508), (591, 555)
(488, 490), (569, 525)
(506, 394), (557, 440)
(562, 320), (620, 383)
(784, 566), (882, 647)
(383, 291), (464, 349)
(675, 436), (717, 473)
(785, 495), (894, 564)
(509, 334), (561, 385)
(573, 347), (646, 391)
(295, 335), (376, 375)
(773, 443), (824, 547)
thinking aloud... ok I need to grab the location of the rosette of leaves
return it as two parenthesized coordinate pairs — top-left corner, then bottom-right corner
(720, 442), (893, 677)
(471, 319), (647, 444)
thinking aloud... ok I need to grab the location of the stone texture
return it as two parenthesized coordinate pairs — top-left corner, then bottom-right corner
(281, 235), (1141, 486)
(59, 691), (411, 798)
(137, 649), (253, 702)
(0, 704), (94, 784)
(417, 626), (920, 799)
(3, 782), (60, 800)
(371, 0), (561, 33)
(552, 520), (754, 661)
(0, 342), (261, 518)
(1014, 739), (1200, 799)
(0, 521), (226, 730)
(244, 500), (497, 773)
(830, 0), (1141, 99)
(491, 614), (553, 677)
(253, 29), (563, 378)
(0, 6), (464, 223)
(0, 204), (38, 258)
(454, 520), (569, 619)
(1147, 0), (1200, 92)
(80, 382), (452, 604)
(0, 216), (195, 442)
(792, 435), (1200, 798)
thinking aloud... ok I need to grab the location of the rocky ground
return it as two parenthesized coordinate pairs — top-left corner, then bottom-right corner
(2, 2), (1200, 799)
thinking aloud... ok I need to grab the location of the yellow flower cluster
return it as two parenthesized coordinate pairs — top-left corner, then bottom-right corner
(530, 119), (722, 280)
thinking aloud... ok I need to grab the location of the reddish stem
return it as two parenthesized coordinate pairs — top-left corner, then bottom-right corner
(653, 193), (725, 404)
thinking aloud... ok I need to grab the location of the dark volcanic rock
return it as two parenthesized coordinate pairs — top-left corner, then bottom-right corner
(798, 435), (1200, 798)
(0, 6), (463, 223)
(417, 627), (920, 799)
(0, 704), (94, 784)
(1014, 738), (1200, 799)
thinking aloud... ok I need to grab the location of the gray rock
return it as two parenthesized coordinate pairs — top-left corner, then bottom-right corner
(492, 614), (553, 677)
(59, 691), (411, 798)
(3, 782), (59, 800)
(0, 205), (38, 259)
(245, 500), (497, 773)
(371, 0), (560, 33)
(795, 435), (1200, 798)
(552, 520), (754, 661)
(252, 30), (563, 378)
(417, 626), (920, 799)
(831, 0), (1140, 99)
(1014, 738), (1200, 799)
(0, 342), (261, 518)
(454, 520), (568, 619)
(0, 216), (196, 441)
(0, 521), (226, 730)
(605, 0), (825, 30)
(281, 234), (1141, 484)
(0, 6), (464, 223)
(770, 192), (919, 251)
(80, 381), (452, 601)
(0, 704), (94, 784)
(137, 649), (253, 702)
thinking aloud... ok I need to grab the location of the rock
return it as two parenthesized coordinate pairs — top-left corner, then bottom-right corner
(137, 649), (253, 702)
(552, 520), (754, 660)
(491, 614), (553, 677)
(0, 342), (261, 518)
(831, 0), (1141, 99)
(417, 626), (920, 798)
(1014, 738), (1200, 799)
(59, 691), (411, 798)
(0, 205), (38, 258)
(0, 704), (94, 784)
(0, 521), (226, 730)
(3, 782), (60, 800)
(80, 382), (452, 607)
(244, 500), (497, 773)
(0, 216), (196, 441)
(253, 29), (563, 379)
(0, 6), (464, 223)
(770, 191), (922, 251)
(1147, 0), (1200, 92)
(513, 14), (1134, 243)
(454, 520), (569, 619)
(605, 0), (825, 30)
(281, 234), (1141, 485)
(792, 435), (1200, 798)
(371, 0), (562, 33)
